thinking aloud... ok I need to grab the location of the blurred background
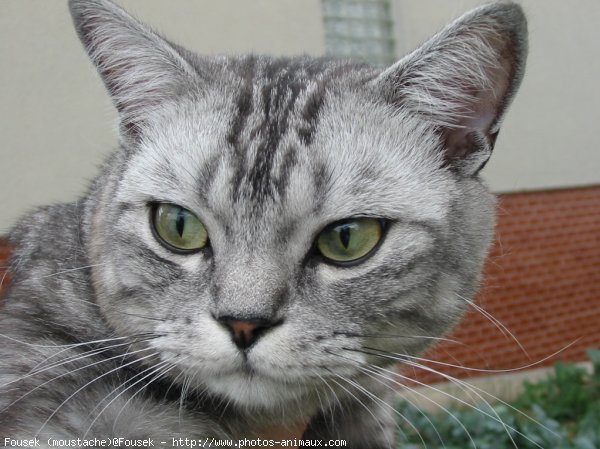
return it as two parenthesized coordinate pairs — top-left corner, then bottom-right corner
(1, 0), (599, 442)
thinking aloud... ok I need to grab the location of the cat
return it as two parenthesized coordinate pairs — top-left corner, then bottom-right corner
(0, 0), (527, 447)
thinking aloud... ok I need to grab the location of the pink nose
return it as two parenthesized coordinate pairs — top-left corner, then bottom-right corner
(217, 317), (279, 350)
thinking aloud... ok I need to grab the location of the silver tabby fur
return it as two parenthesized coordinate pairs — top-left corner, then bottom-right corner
(0, 1), (527, 447)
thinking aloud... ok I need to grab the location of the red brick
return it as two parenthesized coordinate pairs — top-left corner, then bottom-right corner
(415, 185), (600, 383)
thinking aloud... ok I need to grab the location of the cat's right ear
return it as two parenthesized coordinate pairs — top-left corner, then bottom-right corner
(69, 0), (202, 143)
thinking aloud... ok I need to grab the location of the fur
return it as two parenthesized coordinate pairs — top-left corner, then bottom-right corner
(0, 1), (527, 447)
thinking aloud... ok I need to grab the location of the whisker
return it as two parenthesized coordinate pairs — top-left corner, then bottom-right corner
(326, 371), (396, 446)
(398, 357), (561, 441)
(347, 347), (550, 448)
(332, 370), (422, 449)
(29, 263), (107, 281)
(397, 360), (526, 448)
(0, 332), (158, 350)
(454, 290), (529, 357)
(362, 340), (579, 374)
(35, 350), (159, 437)
(2, 346), (156, 415)
(27, 345), (130, 383)
(3, 338), (146, 390)
(366, 364), (487, 449)
(182, 371), (195, 414)
(333, 331), (461, 344)
(111, 360), (180, 435)
(307, 370), (328, 428)
(356, 366), (449, 449)
(312, 370), (344, 421)
(160, 365), (187, 402)
(371, 362), (517, 449)
(324, 349), (450, 449)
(84, 356), (178, 438)
(117, 311), (166, 322)
(86, 357), (172, 417)
(1, 254), (24, 289)
(29, 333), (164, 374)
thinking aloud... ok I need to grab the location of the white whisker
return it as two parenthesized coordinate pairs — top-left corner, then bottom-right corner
(327, 372), (395, 446)
(28, 334), (161, 375)
(371, 339), (579, 374)
(34, 350), (159, 437)
(2, 346), (156, 417)
(357, 366), (448, 449)
(352, 347), (554, 448)
(454, 290), (529, 356)
(84, 356), (178, 438)
(399, 358), (560, 441)
(363, 365), (477, 449)
(33, 263), (107, 281)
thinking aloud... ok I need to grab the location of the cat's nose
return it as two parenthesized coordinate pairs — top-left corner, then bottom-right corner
(216, 316), (281, 350)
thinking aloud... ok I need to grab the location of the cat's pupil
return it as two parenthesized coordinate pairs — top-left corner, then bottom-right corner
(339, 225), (351, 249)
(175, 209), (185, 237)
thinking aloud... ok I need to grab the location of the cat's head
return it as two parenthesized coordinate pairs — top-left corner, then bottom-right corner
(70, 0), (527, 410)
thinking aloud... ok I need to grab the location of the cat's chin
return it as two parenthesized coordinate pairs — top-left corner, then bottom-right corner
(204, 371), (309, 409)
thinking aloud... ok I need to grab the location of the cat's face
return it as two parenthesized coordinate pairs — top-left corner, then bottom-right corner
(72, 0), (526, 409)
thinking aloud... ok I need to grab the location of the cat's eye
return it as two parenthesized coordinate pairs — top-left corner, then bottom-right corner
(152, 203), (208, 252)
(316, 218), (384, 264)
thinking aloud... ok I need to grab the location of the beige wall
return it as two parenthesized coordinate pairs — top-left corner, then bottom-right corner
(1, 1), (599, 232)
(0, 0), (325, 233)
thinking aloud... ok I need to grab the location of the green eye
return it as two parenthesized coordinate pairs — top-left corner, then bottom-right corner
(316, 218), (383, 264)
(152, 203), (208, 252)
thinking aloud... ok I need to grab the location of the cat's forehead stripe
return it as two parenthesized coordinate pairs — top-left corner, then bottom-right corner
(227, 58), (324, 204)
(221, 57), (369, 208)
(244, 65), (304, 202)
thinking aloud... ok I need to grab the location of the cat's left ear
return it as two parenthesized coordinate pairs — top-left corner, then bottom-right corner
(69, 0), (203, 143)
(371, 2), (528, 176)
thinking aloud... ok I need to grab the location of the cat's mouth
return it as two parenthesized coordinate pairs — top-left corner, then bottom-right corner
(237, 357), (261, 376)
(222, 358), (304, 383)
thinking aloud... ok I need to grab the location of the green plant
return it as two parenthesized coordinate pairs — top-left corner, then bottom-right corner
(587, 349), (600, 397)
(514, 361), (589, 422)
(396, 349), (600, 448)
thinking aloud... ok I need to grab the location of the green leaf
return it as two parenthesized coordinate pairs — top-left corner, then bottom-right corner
(395, 351), (600, 448)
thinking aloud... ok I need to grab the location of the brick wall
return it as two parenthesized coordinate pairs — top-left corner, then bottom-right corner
(412, 185), (600, 384)
(1, 186), (599, 383)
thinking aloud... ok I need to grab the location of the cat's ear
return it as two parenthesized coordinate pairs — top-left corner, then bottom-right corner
(69, 0), (202, 142)
(371, 2), (527, 176)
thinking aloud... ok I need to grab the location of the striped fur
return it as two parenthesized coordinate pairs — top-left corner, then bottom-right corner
(0, 1), (527, 446)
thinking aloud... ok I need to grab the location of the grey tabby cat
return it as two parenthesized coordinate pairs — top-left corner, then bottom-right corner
(0, 0), (527, 447)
